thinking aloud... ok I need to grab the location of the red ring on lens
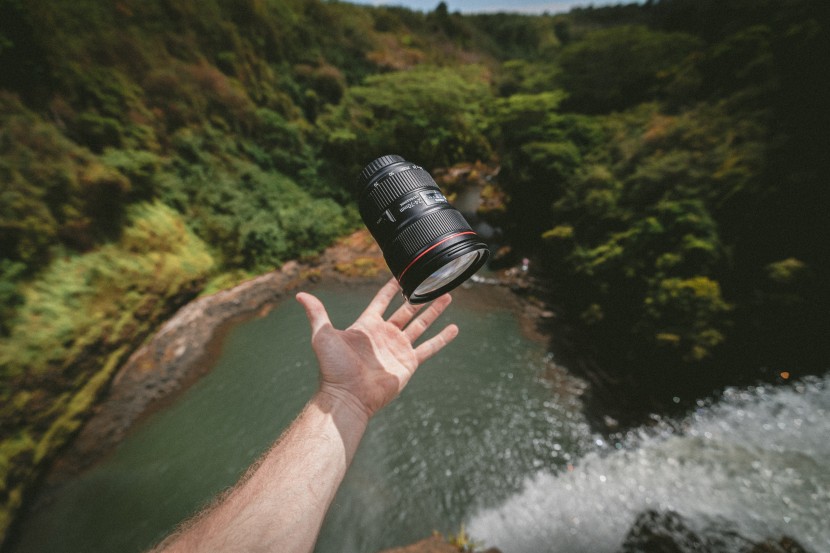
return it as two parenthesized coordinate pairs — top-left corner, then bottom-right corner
(396, 231), (476, 283)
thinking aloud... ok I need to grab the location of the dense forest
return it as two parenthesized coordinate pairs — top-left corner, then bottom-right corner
(1, 0), (828, 545)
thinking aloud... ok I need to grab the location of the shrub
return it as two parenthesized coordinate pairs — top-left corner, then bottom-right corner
(0, 201), (215, 544)
(319, 65), (494, 183)
(157, 149), (354, 271)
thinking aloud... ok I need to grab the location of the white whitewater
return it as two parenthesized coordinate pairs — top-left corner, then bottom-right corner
(468, 375), (830, 553)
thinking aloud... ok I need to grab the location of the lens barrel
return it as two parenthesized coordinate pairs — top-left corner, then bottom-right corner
(358, 155), (489, 304)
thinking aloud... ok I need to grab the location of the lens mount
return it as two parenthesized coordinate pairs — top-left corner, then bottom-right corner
(358, 155), (489, 303)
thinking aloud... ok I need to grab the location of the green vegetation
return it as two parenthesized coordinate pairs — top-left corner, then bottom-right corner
(487, 0), (829, 409)
(1, 0), (828, 543)
(0, 202), (215, 536)
(319, 64), (493, 181)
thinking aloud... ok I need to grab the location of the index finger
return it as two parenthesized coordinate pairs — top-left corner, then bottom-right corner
(360, 278), (401, 319)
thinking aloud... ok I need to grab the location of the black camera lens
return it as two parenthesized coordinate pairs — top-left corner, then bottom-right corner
(358, 155), (489, 304)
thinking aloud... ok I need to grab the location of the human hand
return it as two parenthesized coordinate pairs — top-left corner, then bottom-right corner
(295, 278), (458, 423)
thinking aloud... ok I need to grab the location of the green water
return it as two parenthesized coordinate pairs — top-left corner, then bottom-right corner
(8, 281), (589, 553)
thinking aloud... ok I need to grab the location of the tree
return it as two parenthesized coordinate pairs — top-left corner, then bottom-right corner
(318, 65), (493, 184)
(556, 25), (703, 113)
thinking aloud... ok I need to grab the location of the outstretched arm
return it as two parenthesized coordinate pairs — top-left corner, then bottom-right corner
(153, 279), (458, 553)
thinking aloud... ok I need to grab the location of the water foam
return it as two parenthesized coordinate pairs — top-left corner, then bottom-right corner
(467, 375), (830, 553)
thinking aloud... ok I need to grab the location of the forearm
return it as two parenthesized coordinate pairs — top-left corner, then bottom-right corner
(154, 282), (456, 552)
(155, 392), (368, 553)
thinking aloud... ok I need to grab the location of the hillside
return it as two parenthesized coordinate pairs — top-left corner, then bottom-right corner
(1, 0), (829, 546)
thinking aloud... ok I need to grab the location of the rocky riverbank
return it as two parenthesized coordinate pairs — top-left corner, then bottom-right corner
(43, 230), (390, 483)
(16, 225), (578, 553)
(41, 227), (561, 481)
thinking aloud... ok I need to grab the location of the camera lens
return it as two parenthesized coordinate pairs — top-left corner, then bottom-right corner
(358, 155), (489, 304)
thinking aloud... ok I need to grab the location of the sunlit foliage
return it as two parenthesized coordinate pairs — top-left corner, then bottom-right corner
(0, 202), (214, 537)
(318, 64), (494, 182)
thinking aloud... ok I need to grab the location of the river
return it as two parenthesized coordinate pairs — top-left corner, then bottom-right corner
(6, 280), (829, 552)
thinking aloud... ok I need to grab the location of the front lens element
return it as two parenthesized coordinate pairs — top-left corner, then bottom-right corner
(413, 250), (481, 297)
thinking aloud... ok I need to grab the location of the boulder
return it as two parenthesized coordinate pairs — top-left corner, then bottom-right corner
(619, 510), (809, 553)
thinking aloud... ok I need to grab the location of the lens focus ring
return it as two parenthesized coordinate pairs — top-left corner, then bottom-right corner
(389, 208), (471, 261)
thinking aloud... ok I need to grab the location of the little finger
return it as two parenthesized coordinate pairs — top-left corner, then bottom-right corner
(414, 323), (459, 364)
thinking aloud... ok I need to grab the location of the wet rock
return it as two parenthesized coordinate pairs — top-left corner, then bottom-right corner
(619, 510), (810, 553)
(620, 510), (707, 553)
(746, 537), (809, 553)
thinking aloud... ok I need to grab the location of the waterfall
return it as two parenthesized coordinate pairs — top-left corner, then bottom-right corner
(468, 375), (830, 553)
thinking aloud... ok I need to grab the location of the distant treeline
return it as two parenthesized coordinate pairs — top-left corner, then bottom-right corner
(0, 0), (828, 543)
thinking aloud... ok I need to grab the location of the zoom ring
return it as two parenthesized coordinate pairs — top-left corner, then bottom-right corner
(358, 154), (404, 187)
(390, 208), (471, 260)
(364, 169), (439, 218)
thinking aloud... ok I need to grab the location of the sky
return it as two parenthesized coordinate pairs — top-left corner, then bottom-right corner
(343, 0), (631, 15)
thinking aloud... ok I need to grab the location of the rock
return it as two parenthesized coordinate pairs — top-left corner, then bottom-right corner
(619, 510), (811, 553)
(620, 510), (706, 553)
(746, 537), (809, 553)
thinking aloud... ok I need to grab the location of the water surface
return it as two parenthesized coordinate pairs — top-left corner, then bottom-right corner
(9, 281), (828, 552)
(9, 281), (589, 552)
(468, 376), (830, 553)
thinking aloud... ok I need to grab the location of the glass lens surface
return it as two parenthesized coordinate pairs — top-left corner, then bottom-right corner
(413, 250), (481, 297)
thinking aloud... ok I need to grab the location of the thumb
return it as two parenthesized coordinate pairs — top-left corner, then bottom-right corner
(296, 292), (332, 337)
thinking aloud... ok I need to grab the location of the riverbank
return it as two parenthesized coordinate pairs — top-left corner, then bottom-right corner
(41, 228), (575, 486)
(41, 229), (388, 484)
(13, 228), (582, 553)
(11, 230), (820, 553)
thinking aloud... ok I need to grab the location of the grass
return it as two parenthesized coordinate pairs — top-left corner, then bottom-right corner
(0, 202), (216, 543)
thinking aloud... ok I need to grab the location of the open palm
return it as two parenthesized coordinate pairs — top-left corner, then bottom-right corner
(296, 279), (458, 421)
